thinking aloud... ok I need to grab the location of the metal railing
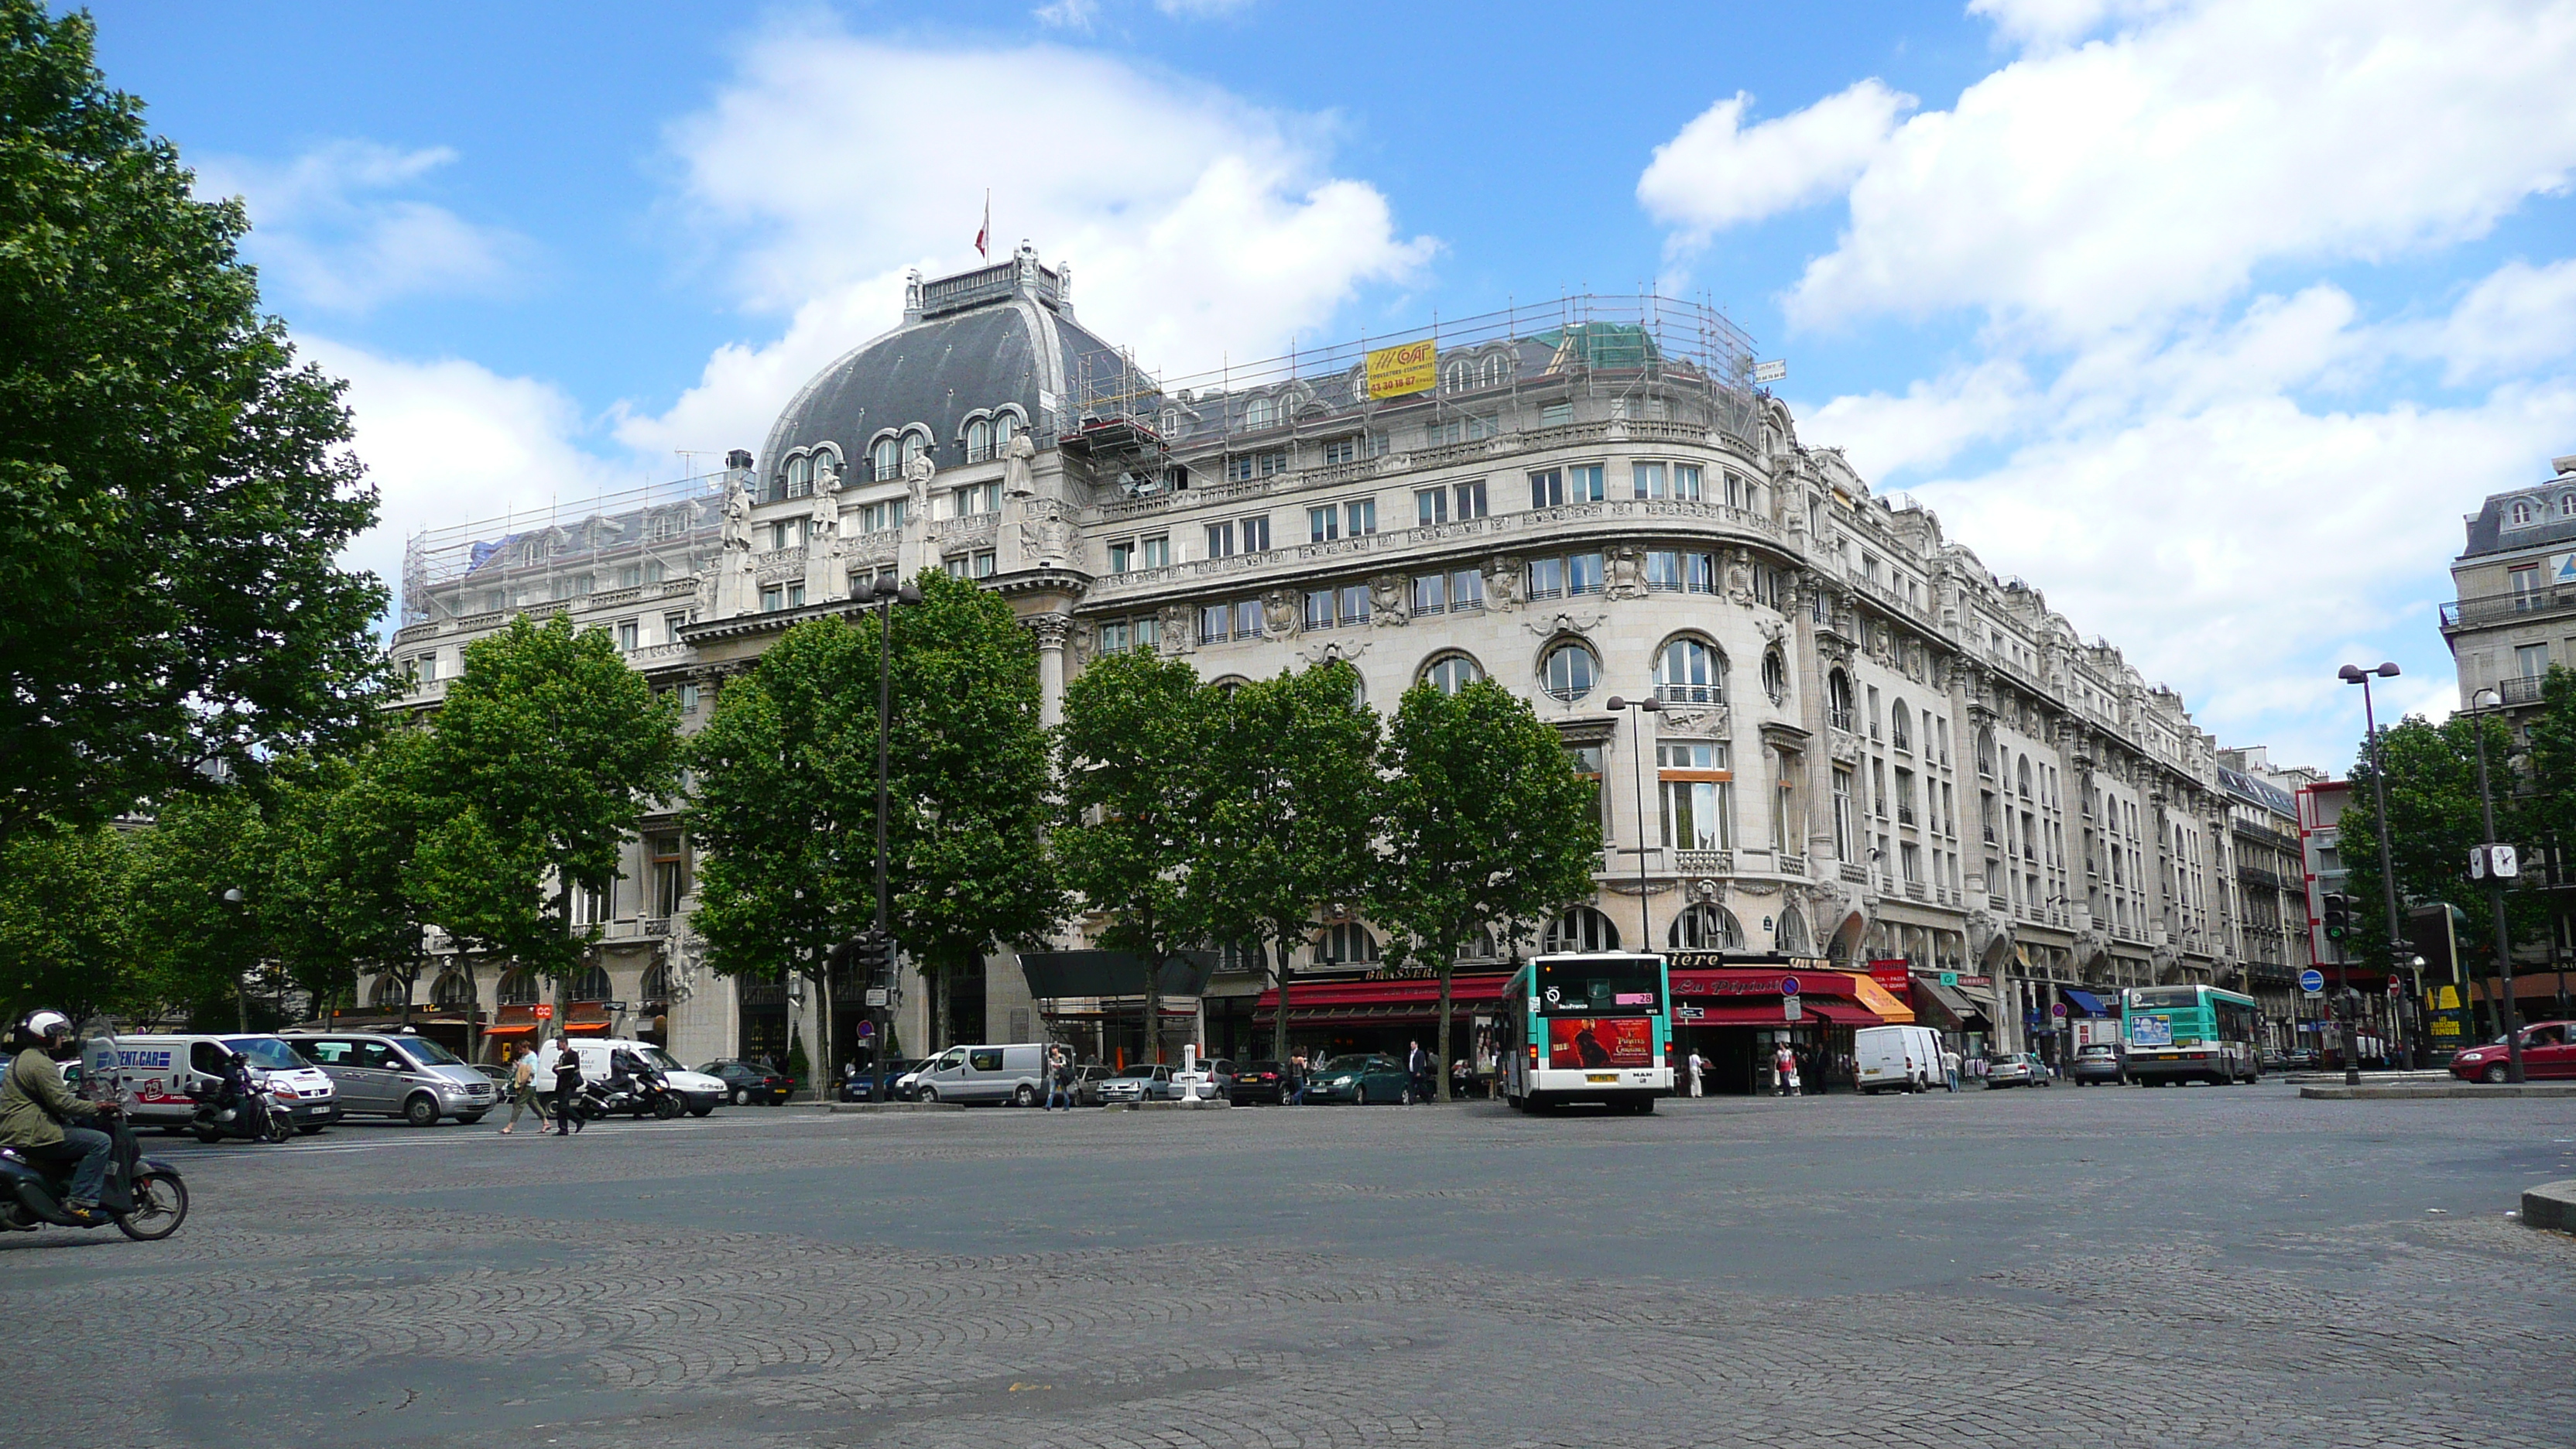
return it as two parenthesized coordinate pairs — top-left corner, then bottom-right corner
(2441, 589), (2576, 629)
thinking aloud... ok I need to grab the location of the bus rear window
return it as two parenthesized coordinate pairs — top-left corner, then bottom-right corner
(1535, 957), (1662, 1016)
(2129, 988), (2199, 1010)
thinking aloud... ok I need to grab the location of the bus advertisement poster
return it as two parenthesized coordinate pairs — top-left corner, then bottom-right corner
(1549, 1017), (1654, 1070)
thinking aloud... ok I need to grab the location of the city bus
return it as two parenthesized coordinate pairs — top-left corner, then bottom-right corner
(2120, 984), (2262, 1085)
(1498, 951), (1673, 1112)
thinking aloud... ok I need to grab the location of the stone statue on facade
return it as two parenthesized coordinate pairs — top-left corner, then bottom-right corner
(1605, 544), (1647, 600)
(1485, 556), (1523, 611)
(1368, 574), (1406, 625)
(1158, 604), (1194, 654)
(808, 454), (842, 541)
(1725, 547), (1756, 604)
(721, 476), (753, 553)
(1262, 589), (1300, 638)
(1002, 430), (1038, 498)
(903, 450), (936, 514)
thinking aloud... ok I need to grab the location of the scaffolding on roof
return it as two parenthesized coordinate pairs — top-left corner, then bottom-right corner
(399, 471), (729, 628)
(1064, 293), (1760, 462)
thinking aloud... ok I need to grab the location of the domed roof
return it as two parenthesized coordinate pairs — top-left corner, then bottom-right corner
(758, 250), (1122, 489)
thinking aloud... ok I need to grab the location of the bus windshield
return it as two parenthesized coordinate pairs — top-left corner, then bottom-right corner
(1535, 957), (1663, 1016)
(2129, 987), (2201, 1010)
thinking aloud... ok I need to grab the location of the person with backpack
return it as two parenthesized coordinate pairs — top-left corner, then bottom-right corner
(550, 1040), (584, 1136)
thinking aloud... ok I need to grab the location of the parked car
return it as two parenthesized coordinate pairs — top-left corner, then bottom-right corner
(2070, 1043), (2125, 1084)
(1228, 1060), (1297, 1105)
(1171, 1058), (1235, 1101)
(1303, 1053), (1419, 1105)
(2449, 1021), (2576, 1082)
(839, 1059), (921, 1102)
(1982, 1053), (2047, 1088)
(699, 1058), (794, 1105)
(1070, 1064), (1114, 1106)
(1855, 1024), (1944, 1094)
(1098, 1064), (1178, 1103)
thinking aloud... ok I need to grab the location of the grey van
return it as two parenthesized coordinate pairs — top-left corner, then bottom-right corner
(912, 1043), (1047, 1105)
(283, 1030), (498, 1126)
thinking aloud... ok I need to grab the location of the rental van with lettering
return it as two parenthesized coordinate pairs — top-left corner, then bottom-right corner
(909, 1043), (1047, 1105)
(1854, 1024), (1946, 1094)
(117, 1034), (342, 1133)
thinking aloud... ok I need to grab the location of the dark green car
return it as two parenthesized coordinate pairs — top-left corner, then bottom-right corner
(1303, 1053), (1418, 1105)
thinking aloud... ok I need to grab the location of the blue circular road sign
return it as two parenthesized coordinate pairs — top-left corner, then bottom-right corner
(1780, 975), (1802, 997)
(2298, 968), (2324, 993)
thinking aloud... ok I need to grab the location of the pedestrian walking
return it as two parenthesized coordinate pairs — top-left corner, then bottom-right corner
(1288, 1053), (1310, 1105)
(1684, 1049), (1705, 1098)
(502, 1045), (546, 1132)
(1773, 1042), (1799, 1097)
(550, 1038), (584, 1136)
(1941, 1045), (1961, 1093)
(1044, 1046), (1074, 1110)
(1406, 1040), (1433, 1102)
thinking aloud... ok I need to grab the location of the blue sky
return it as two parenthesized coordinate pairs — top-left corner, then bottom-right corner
(86, 0), (2576, 772)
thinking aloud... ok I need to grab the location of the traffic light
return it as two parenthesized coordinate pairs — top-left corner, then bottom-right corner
(2321, 892), (2350, 940)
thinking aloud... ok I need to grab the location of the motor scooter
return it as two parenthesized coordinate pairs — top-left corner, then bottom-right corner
(1, 1023), (190, 1241)
(187, 1075), (293, 1144)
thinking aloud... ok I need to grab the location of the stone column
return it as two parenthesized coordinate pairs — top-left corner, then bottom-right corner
(1031, 614), (1070, 730)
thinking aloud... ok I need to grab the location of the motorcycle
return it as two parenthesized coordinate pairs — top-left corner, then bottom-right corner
(187, 1075), (293, 1145)
(0, 1022), (190, 1241)
(624, 1067), (683, 1120)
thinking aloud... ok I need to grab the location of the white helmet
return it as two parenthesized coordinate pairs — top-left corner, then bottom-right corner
(20, 1009), (73, 1046)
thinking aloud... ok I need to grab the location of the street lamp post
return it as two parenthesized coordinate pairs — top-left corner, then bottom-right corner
(2337, 662), (2404, 1087)
(863, 574), (922, 1105)
(2465, 688), (2526, 1084)
(1605, 695), (1663, 951)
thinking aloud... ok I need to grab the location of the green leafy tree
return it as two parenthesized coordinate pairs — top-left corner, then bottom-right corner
(0, 822), (134, 1026)
(1194, 661), (1381, 1064)
(0, 4), (389, 847)
(1372, 679), (1603, 1098)
(421, 614), (679, 1025)
(1057, 648), (1217, 1064)
(122, 790), (279, 1029)
(263, 730), (448, 1030)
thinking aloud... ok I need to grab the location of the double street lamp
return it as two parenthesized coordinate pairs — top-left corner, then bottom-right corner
(2337, 662), (2403, 1086)
(858, 573), (922, 1104)
(1605, 694), (1663, 951)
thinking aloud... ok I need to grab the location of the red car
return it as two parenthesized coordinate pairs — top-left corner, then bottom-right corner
(2448, 1021), (2576, 1082)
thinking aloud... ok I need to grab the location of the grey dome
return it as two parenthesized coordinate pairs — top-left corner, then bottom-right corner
(757, 255), (1123, 492)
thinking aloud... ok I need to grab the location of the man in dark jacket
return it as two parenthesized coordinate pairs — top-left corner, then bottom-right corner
(550, 1041), (584, 1136)
(1, 1010), (112, 1218)
(1406, 1040), (1433, 1102)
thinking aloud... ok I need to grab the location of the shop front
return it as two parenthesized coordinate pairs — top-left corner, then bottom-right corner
(1252, 971), (1513, 1084)
(1666, 954), (1901, 1094)
(1909, 973), (1994, 1058)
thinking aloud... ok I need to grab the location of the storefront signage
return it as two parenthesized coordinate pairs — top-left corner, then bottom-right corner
(533, 1003), (554, 1020)
(1667, 951), (1831, 973)
(1867, 960), (1911, 996)
(1675, 1005), (1705, 1022)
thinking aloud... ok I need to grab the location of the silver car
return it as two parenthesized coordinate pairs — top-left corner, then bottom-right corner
(1097, 1064), (1177, 1103)
(284, 1031), (498, 1125)
(1982, 1053), (2047, 1088)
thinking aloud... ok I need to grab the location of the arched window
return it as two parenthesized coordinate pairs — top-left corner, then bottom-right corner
(964, 417), (992, 462)
(1655, 637), (1725, 704)
(1317, 922), (1378, 964)
(993, 409), (1019, 445)
(1890, 702), (1912, 752)
(785, 453), (814, 498)
(1444, 359), (1472, 392)
(2511, 500), (2534, 526)
(870, 435), (900, 481)
(1776, 906), (1812, 955)
(2017, 757), (2035, 799)
(496, 969), (541, 1006)
(1243, 395), (1278, 431)
(570, 964), (611, 1002)
(1543, 906), (1621, 953)
(639, 962), (670, 1003)
(900, 430), (930, 467)
(1421, 653), (1482, 695)
(1762, 647), (1790, 706)
(2562, 494), (2576, 518)
(368, 975), (409, 1009)
(1828, 670), (1855, 731)
(1667, 903), (1745, 951)
(1977, 727), (1997, 779)
(1541, 641), (1599, 702)
(430, 971), (473, 1008)
(1480, 354), (1510, 386)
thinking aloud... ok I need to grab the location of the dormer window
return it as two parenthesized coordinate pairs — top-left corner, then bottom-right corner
(964, 416), (993, 463)
(2562, 494), (2575, 517)
(2511, 499), (2535, 526)
(871, 435), (900, 481)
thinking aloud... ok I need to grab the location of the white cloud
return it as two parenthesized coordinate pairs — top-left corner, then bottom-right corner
(1637, 81), (1914, 243)
(1965, 0), (2183, 48)
(1033, 0), (1098, 28)
(197, 141), (526, 313)
(652, 26), (1434, 387)
(2418, 258), (2576, 385)
(302, 337), (622, 620)
(1760, 0), (2576, 341)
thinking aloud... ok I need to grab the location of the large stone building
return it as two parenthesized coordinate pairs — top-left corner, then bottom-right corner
(377, 248), (2313, 1079)
(2441, 451), (2576, 716)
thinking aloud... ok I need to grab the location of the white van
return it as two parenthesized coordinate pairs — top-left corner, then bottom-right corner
(528, 1038), (726, 1117)
(1855, 1024), (1947, 1094)
(910, 1043), (1047, 1105)
(119, 1034), (342, 1132)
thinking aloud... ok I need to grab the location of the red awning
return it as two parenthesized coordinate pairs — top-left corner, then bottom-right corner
(481, 1024), (538, 1038)
(1801, 1000), (1884, 1027)
(564, 1022), (610, 1035)
(1251, 972), (1512, 1014)
(1677, 1004), (1797, 1027)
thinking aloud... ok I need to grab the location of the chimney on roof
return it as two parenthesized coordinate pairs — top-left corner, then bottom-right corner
(2554, 453), (2575, 476)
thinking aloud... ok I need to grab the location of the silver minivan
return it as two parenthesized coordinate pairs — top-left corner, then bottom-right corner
(911, 1043), (1047, 1105)
(284, 1030), (498, 1125)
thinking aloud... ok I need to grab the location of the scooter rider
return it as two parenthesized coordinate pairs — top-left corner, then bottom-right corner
(216, 1048), (272, 1141)
(1, 1010), (114, 1222)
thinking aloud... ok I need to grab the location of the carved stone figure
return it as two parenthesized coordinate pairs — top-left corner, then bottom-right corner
(1725, 547), (1755, 603)
(1002, 430), (1038, 498)
(1485, 556), (1523, 611)
(1159, 605), (1194, 654)
(1605, 545), (1646, 600)
(903, 450), (936, 513)
(1067, 618), (1095, 668)
(808, 455), (842, 540)
(721, 477), (753, 552)
(1368, 574), (1406, 625)
(1262, 590), (1300, 638)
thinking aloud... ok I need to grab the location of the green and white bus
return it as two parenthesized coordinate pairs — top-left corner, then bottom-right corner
(2121, 985), (2261, 1085)
(1498, 952), (1673, 1113)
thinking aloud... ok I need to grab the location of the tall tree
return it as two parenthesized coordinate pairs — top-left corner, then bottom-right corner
(0, 4), (389, 847)
(1057, 648), (1217, 1064)
(122, 790), (278, 1029)
(1372, 679), (1603, 1099)
(0, 822), (133, 1027)
(263, 730), (447, 1033)
(1194, 662), (1382, 1064)
(421, 614), (679, 1026)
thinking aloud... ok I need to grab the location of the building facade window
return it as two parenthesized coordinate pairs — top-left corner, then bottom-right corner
(1422, 653), (1482, 694)
(1544, 906), (1620, 953)
(1655, 637), (1725, 704)
(1454, 479), (1488, 519)
(1667, 903), (1745, 950)
(1540, 640), (1599, 701)
(1308, 505), (1338, 543)
(1658, 740), (1733, 849)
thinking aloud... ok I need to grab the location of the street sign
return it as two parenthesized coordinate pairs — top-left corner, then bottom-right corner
(865, 988), (889, 1008)
(1779, 975), (1802, 997)
(1939, 971), (1959, 988)
(532, 1003), (554, 1020)
(1783, 995), (1803, 1022)
(855, 1020), (874, 1038)
(2050, 1002), (2067, 1019)
(604, 1000), (626, 1012)
(2387, 976), (2401, 995)
(1676, 1005), (1705, 1022)
(2299, 968), (2324, 994)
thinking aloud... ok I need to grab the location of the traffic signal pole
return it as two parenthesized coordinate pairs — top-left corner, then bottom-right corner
(2468, 713), (2526, 1084)
(2355, 670), (2404, 1087)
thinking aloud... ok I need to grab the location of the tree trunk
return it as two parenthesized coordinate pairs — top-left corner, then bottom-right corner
(813, 953), (834, 1104)
(235, 972), (249, 1033)
(553, 879), (574, 1049)
(1435, 954), (1455, 1101)
(1144, 954), (1161, 1064)
(1269, 930), (1292, 1065)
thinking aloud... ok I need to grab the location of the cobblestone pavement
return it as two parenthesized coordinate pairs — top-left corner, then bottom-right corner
(13, 1083), (2575, 1448)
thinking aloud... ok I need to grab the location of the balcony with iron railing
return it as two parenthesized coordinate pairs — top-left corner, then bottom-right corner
(2498, 673), (2548, 706)
(2441, 587), (2576, 631)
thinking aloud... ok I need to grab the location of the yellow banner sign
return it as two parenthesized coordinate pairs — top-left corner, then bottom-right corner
(1365, 339), (1437, 399)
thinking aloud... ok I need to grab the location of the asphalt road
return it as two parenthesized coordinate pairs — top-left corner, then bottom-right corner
(12, 1082), (2575, 1448)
